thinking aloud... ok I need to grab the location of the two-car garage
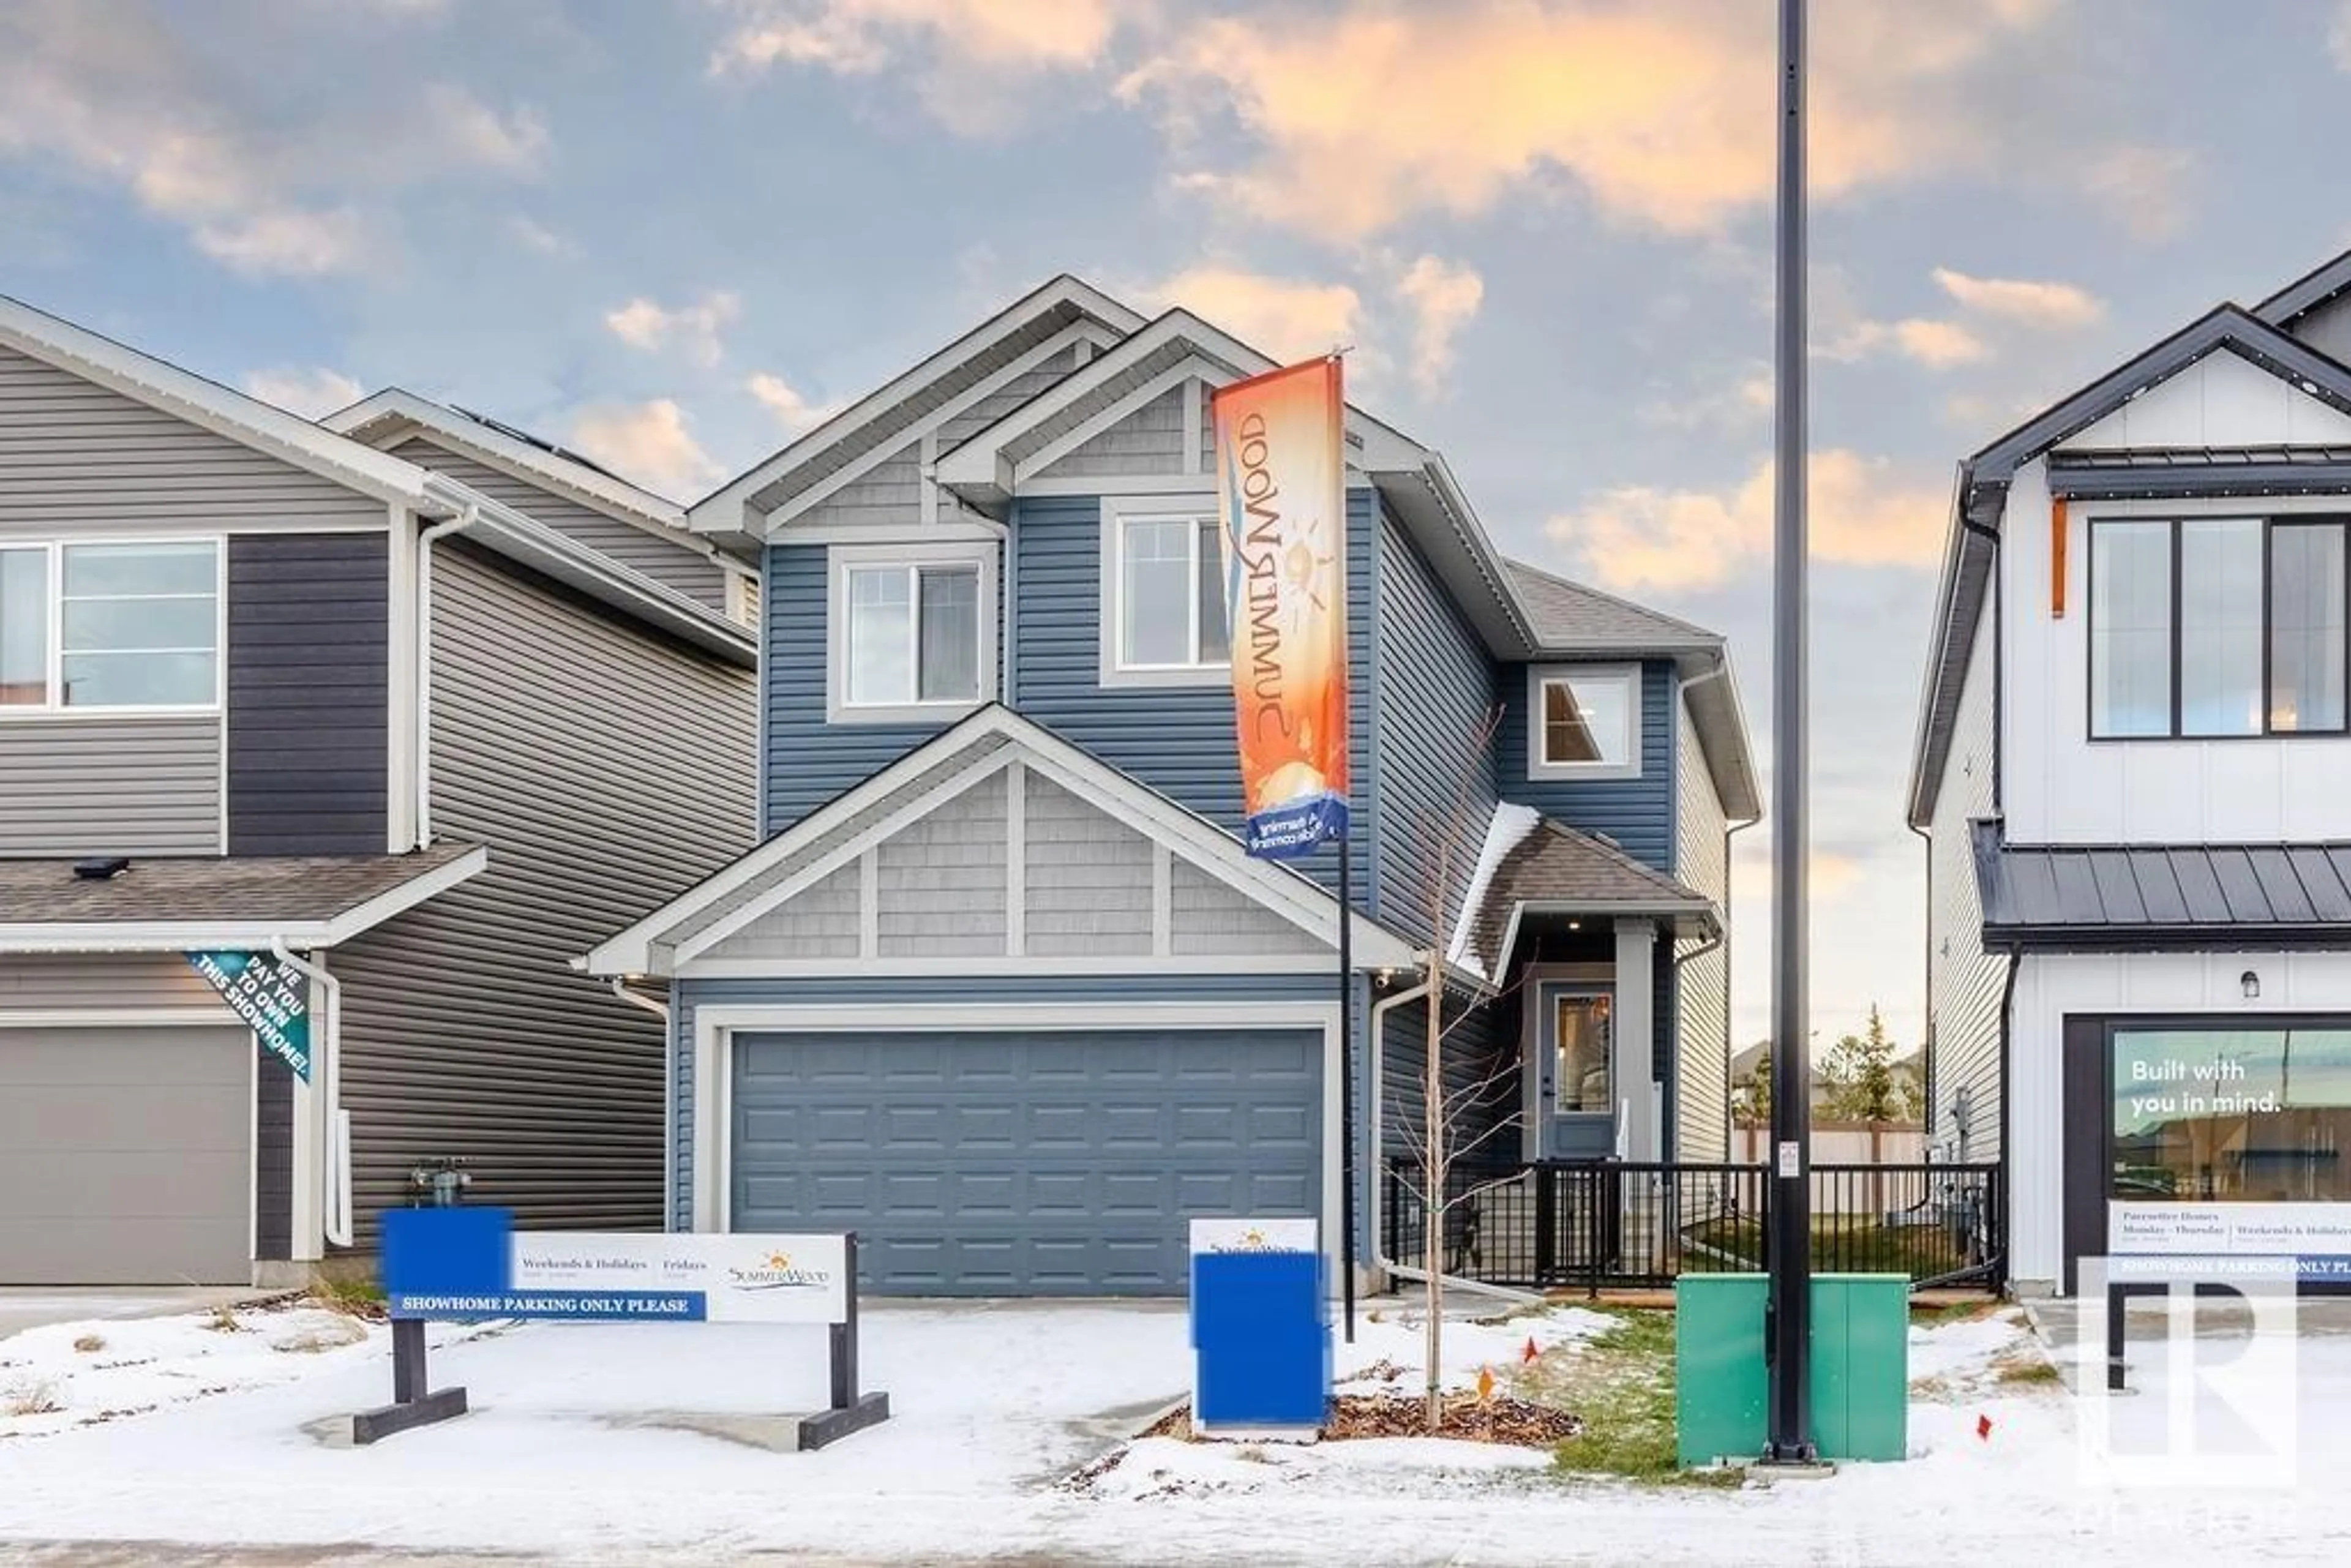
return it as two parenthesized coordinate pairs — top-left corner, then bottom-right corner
(720, 1023), (1328, 1296)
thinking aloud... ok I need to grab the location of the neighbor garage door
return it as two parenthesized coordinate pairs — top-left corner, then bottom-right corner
(729, 1027), (1322, 1295)
(0, 1026), (252, 1285)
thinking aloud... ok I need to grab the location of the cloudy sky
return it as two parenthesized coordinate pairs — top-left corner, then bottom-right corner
(6, 0), (2348, 1052)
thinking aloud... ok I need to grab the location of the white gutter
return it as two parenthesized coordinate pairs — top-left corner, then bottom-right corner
(610, 978), (675, 1231)
(413, 503), (480, 848)
(271, 939), (353, 1250)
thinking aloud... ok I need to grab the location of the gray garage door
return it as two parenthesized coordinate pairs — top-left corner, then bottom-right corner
(0, 1026), (252, 1285)
(730, 1027), (1322, 1295)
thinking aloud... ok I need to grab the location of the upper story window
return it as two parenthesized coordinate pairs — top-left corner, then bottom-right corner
(0, 539), (222, 713)
(2090, 517), (2349, 738)
(827, 541), (995, 722)
(1100, 498), (1229, 686)
(1527, 663), (1641, 780)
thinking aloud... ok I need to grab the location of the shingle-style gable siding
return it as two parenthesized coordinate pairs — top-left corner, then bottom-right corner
(1496, 658), (1678, 870)
(225, 533), (388, 855)
(936, 345), (1082, 446)
(385, 436), (727, 610)
(1371, 505), (1498, 942)
(801, 441), (923, 531)
(876, 768), (1008, 957)
(1035, 383), (1187, 479)
(1024, 770), (1153, 956)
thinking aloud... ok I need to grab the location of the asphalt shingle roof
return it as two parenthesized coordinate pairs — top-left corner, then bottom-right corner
(1457, 817), (1715, 979)
(0, 842), (481, 926)
(1504, 558), (1722, 651)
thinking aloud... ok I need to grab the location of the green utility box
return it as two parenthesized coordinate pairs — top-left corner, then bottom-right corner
(1672, 1272), (1910, 1466)
(1674, 1275), (1769, 1467)
(1809, 1273), (1910, 1461)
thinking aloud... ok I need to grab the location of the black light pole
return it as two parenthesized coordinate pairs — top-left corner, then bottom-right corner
(1766, 0), (1817, 1465)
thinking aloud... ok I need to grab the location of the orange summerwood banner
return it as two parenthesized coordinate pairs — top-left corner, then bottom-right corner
(1212, 356), (1349, 860)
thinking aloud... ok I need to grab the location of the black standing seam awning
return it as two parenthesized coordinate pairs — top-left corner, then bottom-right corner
(1976, 821), (2351, 951)
(2047, 446), (2351, 500)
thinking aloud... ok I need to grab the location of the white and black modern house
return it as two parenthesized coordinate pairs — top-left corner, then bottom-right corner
(1913, 244), (2351, 1294)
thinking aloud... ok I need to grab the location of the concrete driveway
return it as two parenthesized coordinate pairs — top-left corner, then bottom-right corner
(0, 1288), (268, 1340)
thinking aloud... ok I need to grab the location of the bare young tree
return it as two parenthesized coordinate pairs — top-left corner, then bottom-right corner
(1376, 704), (1535, 1432)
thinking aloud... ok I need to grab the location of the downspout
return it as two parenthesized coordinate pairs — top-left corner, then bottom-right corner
(413, 503), (481, 849)
(270, 939), (351, 1250)
(1368, 961), (1437, 1279)
(1723, 815), (1759, 1158)
(1908, 819), (1936, 1149)
(611, 978), (675, 1230)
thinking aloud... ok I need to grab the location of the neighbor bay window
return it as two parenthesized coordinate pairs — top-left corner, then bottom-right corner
(0, 539), (220, 711)
(2089, 517), (2351, 738)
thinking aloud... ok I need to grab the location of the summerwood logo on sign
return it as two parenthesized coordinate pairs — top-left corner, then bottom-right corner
(185, 950), (311, 1081)
(727, 1250), (834, 1292)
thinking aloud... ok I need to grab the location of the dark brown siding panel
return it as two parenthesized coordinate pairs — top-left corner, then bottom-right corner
(332, 541), (756, 1245)
(255, 1053), (293, 1261)
(226, 533), (389, 855)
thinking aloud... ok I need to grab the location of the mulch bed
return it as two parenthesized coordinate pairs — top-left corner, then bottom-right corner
(1139, 1392), (1579, 1447)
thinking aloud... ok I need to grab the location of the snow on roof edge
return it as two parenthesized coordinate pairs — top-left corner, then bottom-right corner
(1443, 801), (1543, 981)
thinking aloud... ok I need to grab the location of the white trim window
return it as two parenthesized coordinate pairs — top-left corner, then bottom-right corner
(828, 542), (994, 721)
(0, 539), (222, 713)
(1528, 663), (1641, 780)
(1101, 497), (1228, 686)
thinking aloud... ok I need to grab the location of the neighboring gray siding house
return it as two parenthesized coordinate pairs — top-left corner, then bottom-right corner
(588, 277), (1761, 1296)
(0, 296), (756, 1285)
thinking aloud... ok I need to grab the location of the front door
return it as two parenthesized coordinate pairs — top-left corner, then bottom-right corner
(1539, 984), (1616, 1161)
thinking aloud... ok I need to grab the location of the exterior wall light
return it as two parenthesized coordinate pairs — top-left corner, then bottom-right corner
(2241, 969), (2262, 1001)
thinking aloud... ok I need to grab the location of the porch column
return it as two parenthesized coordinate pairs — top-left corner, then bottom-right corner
(1613, 919), (1659, 1162)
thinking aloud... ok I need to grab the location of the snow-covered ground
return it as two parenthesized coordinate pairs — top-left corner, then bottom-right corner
(0, 1294), (2347, 1565)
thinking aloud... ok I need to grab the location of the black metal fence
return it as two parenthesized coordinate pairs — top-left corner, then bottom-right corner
(1382, 1158), (2003, 1294)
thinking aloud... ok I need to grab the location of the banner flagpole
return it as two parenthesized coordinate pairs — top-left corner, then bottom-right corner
(1338, 828), (1357, 1345)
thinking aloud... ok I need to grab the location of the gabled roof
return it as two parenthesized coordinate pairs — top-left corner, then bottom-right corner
(2254, 246), (2351, 329)
(1445, 805), (1717, 983)
(0, 292), (435, 508)
(689, 274), (1144, 539)
(0, 843), (487, 955)
(1506, 559), (1720, 650)
(326, 388), (698, 537)
(1909, 298), (2351, 827)
(582, 704), (1416, 978)
(1974, 820), (2351, 951)
(932, 307), (1424, 502)
(0, 292), (754, 667)
(1504, 560), (1761, 823)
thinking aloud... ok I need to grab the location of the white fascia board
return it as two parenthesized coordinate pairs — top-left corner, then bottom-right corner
(0, 846), (488, 955)
(580, 710), (1027, 976)
(419, 476), (756, 666)
(764, 319), (1121, 535)
(0, 294), (433, 509)
(693, 277), (1145, 533)
(935, 312), (1264, 487)
(330, 389), (704, 545)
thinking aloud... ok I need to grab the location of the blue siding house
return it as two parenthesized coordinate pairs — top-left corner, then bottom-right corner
(588, 278), (1760, 1296)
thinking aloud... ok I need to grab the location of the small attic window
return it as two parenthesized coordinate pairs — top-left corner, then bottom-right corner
(1528, 664), (1641, 781)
